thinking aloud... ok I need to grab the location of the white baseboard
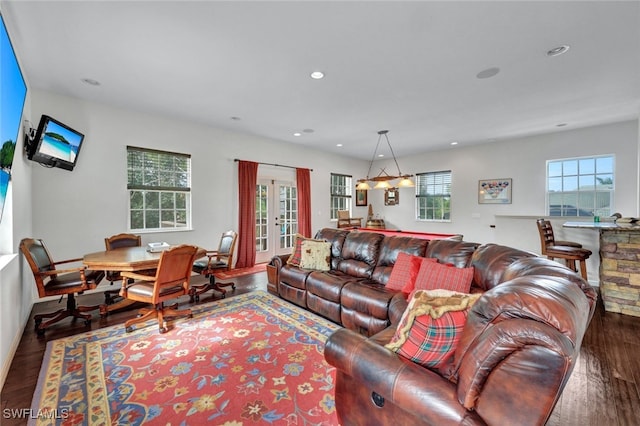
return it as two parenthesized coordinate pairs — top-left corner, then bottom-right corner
(0, 304), (33, 390)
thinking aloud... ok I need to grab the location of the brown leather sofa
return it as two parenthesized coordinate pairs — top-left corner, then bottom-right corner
(270, 228), (475, 336)
(270, 228), (597, 425)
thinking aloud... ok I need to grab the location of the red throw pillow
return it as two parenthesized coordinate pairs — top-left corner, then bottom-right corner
(400, 257), (438, 294)
(385, 289), (480, 368)
(287, 234), (307, 267)
(412, 259), (474, 294)
(386, 253), (429, 291)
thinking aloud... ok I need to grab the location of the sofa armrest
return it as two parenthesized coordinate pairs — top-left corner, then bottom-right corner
(270, 254), (290, 269)
(324, 328), (481, 425)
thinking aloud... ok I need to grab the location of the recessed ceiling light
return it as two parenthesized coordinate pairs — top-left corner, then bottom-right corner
(450, 141), (458, 146)
(476, 67), (500, 79)
(547, 45), (570, 57)
(81, 78), (100, 86)
(230, 116), (241, 121)
(378, 154), (384, 158)
(336, 143), (343, 147)
(303, 128), (315, 133)
(293, 132), (302, 137)
(310, 71), (324, 80)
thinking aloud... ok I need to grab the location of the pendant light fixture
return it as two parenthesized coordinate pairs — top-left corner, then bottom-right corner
(356, 130), (414, 190)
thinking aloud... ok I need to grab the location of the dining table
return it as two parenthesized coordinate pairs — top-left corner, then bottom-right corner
(83, 245), (205, 316)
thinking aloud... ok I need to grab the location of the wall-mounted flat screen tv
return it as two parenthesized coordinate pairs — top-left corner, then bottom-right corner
(27, 115), (85, 171)
(1, 12), (28, 223)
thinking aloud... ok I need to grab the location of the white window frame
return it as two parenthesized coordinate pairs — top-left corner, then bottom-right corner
(546, 154), (614, 217)
(127, 146), (192, 232)
(416, 170), (452, 222)
(330, 173), (353, 221)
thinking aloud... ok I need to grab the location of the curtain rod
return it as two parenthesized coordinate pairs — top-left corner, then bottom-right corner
(233, 158), (313, 172)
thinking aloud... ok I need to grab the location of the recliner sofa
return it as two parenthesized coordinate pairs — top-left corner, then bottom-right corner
(269, 228), (597, 425)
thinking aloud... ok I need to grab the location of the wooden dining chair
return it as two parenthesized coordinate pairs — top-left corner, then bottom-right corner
(19, 238), (105, 335)
(103, 233), (143, 304)
(337, 210), (362, 228)
(190, 230), (237, 302)
(120, 244), (199, 333)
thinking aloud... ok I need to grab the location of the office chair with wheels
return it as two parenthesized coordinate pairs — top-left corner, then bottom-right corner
(120, 244), (199, 333)
(190, 230), (237, 302)
(20, 238), (105, 335)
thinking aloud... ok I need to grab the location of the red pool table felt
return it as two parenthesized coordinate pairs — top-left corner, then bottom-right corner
(353, 227), (462, 240)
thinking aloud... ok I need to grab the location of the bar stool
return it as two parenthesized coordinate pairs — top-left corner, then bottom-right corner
(536, 218), (592, 280)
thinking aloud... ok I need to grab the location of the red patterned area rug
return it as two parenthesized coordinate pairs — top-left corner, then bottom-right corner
(30, 291), (340, 425)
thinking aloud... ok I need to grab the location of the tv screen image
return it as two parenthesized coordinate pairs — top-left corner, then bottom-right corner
(0, 13), (28, 222)
(28, 115), (85, 171)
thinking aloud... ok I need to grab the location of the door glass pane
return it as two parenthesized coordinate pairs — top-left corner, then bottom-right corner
(255, 184), (268, 253)
(279, 185), (297, 250)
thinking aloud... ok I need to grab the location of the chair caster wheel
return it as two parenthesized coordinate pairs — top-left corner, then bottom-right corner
(36, 327), (45, 336)
(159, 327), (168, 334)
(84, 319), (91, 326)
(126, 326), (134, 333)
(221, 293), (226, 299)
(195, 295), (200, 302)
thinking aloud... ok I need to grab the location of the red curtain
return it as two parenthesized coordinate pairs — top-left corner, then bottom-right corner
(236, 161), (258, 268)
(296, 168), (312, 237)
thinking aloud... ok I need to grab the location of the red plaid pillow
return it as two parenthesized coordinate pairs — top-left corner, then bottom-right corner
(287, 234), (307, 267)
(385, 289), (480, 368)
(386, 253), (434, 291)
(412, 260), (474, 294)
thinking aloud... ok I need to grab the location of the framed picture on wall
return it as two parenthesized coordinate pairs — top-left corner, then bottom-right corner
(478, 178), (512, 204)
(384, 187), (399, 206)
(356, 189), (368, 206)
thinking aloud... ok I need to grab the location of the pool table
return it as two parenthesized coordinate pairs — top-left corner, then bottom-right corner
(352, 227), (463, 241)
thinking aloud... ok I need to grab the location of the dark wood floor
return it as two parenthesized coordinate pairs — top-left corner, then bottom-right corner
(2, 274), (639, 425)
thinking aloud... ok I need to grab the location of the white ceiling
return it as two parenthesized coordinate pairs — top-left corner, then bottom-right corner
(2, 0), (639, 160)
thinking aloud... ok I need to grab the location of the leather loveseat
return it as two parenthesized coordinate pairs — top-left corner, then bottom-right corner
(270, 228), (597, 425)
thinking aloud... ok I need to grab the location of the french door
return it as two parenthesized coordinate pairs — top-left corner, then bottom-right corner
(255, 179), (298, 264)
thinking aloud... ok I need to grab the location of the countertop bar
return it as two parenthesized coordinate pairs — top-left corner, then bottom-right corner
(563, 221), (640, 317)
(562, 221), (637, 229)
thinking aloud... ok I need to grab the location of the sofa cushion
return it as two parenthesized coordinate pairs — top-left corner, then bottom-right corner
(279, 266), (313, 290)
(386, 254), (435, 292)
(404, 259), (474, 295)
(337, 231), (385, 278)
(306, 270), (355, 302)
(342, 280), (397, 321)
(371, 236), (429, 284)
(470, 243), (536, 291)
(425, 240), (480, 268)
(385, 289), (481, 368)
(299, 239), (331, 271)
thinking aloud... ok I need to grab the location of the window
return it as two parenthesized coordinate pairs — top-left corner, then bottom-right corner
(127, 146), (191, 231)
(547, 155), (614, 217)
(416, 170), (451, 221)
(330, 173), (352, 220)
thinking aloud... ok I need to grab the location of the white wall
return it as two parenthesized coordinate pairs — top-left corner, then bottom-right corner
(0, 2), (34, 387)
(27, 90), (368, 261)
(368, 119), (639, 284)
(371, 120), (638, 242)
(2, 86), (638, 389)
